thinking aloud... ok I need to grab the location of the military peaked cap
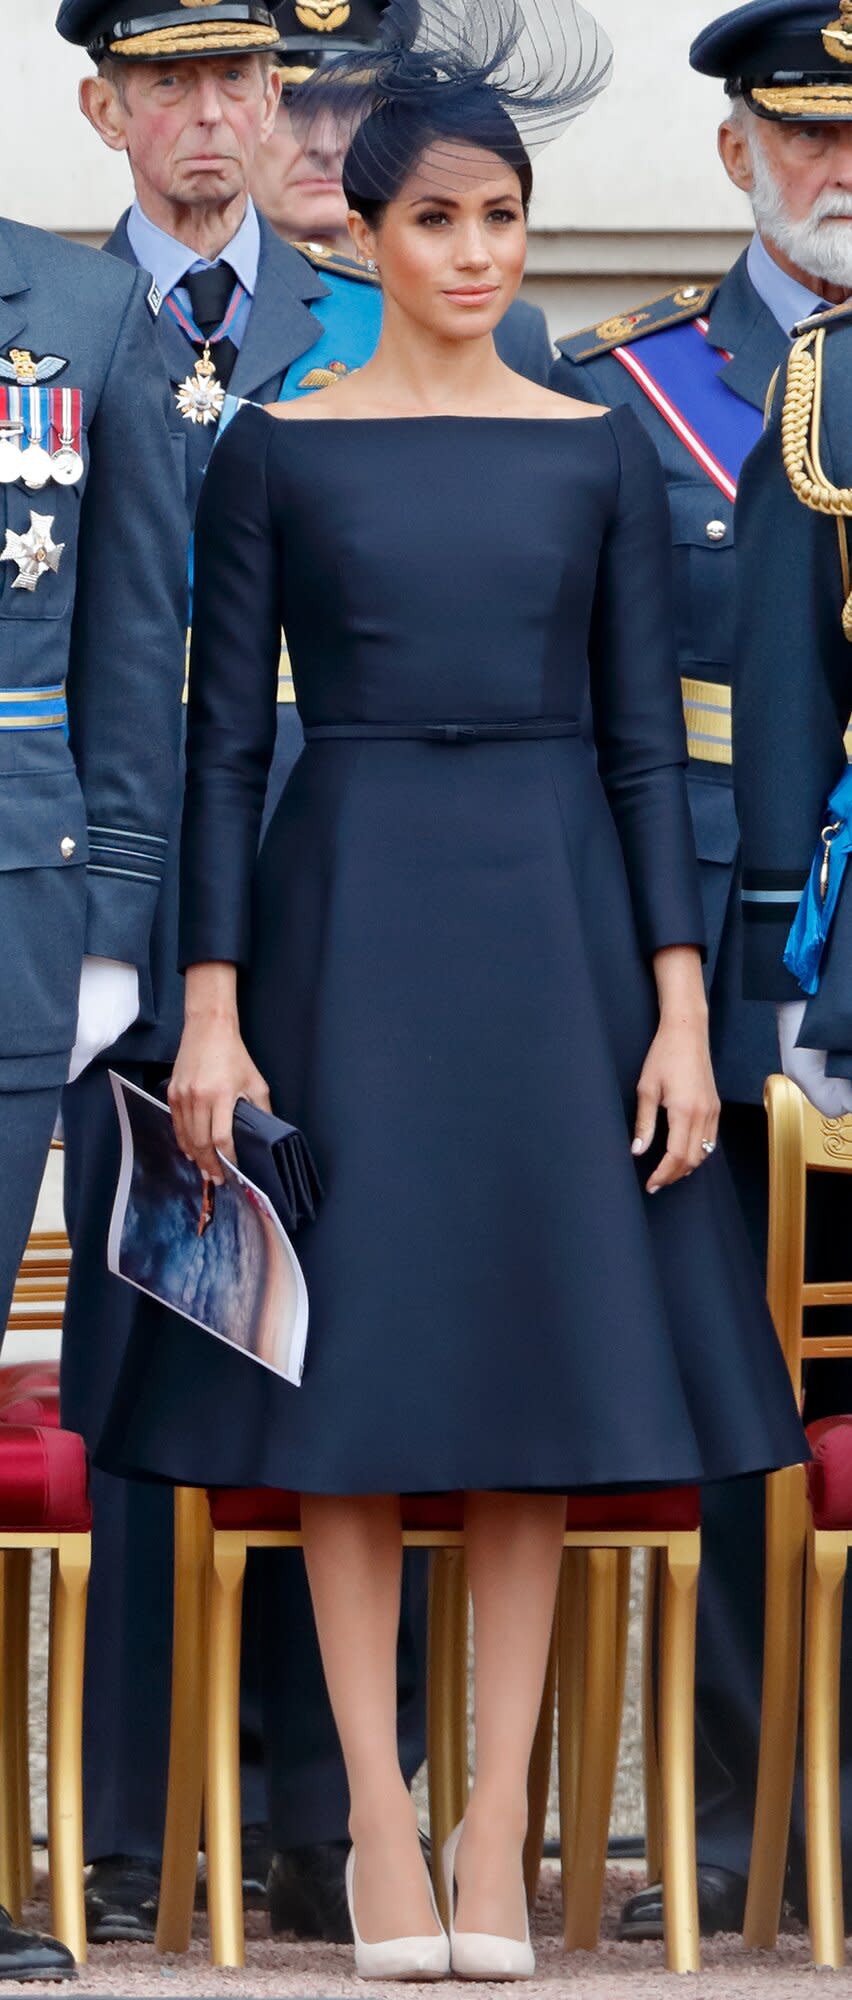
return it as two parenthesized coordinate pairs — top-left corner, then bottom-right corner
(56, 0), (281, 63)
(691, 0), (852, 119)
(272, 0), (386, 87)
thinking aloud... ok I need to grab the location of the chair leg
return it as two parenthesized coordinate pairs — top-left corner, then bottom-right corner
(557, 1548), (587, 1898)
(642, 1548), (662, 1887)
(744, 1466), (807, 1950)
(0, 1554), (21, 1922)
(47, 1536), (90, 1963)
(659, 1531), (700, 1976)
(523, 1612), (557, 1910)
(205, 1534), (247, 1968)
(7, 1552), (33, 1905)
(427, 1549), (469, 1928)
(562, 1548), (625, 1951)
(156, 1488), (211, 1956)
(804, 1528), (848, 1971)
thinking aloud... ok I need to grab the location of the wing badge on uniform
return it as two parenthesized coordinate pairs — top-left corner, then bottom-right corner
(0, 350), (68, 386)
(297, 360), (351, 389)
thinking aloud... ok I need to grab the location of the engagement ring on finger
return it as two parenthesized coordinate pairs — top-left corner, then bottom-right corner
(701, 1140), (716, 1157)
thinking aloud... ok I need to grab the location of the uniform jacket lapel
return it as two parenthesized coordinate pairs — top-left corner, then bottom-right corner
(104, 211), (202, 390)
(228, 217), (330, 402)
(707, 249), (790, 413)
(0, 220), (31, 356)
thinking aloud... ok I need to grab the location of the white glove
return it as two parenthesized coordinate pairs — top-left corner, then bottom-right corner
(67, 957), (140, 1084)
(777, 1000), (852, 1119)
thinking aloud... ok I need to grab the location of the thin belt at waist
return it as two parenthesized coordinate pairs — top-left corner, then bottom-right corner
(302, 719), (582, 745)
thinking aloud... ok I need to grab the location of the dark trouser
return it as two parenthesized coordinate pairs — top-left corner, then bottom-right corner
(61, 1061), (427, 1864)
(694, 1100), (852, 1884)
(0, 1086), (62, 1333)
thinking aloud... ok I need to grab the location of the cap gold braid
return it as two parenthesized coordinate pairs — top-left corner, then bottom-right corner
(110, 17), (280, 51)
(782, 326), (852, 639)
(751, 82), (852, 112)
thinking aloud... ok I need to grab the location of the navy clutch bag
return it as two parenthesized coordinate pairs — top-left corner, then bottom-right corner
(154, 1083), (323, 1234)
(231, 1099), (323, 1234)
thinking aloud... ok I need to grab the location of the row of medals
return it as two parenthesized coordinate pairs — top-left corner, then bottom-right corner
(0, 426), (83, 489)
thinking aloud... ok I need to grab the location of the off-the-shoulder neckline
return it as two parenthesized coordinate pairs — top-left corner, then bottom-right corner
(248, 406), (612, 428)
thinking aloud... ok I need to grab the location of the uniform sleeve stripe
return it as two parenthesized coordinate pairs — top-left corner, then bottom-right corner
(86, 825), (168, 848)
(742, 888), (803, 904)
(88, 841), (167, 867)
(87, 863), (162, 885)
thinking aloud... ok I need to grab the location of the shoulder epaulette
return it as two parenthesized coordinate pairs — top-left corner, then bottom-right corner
(793, 294), (852, 339)
(555, 283), (717, 365)
(291, 240), (379, 287)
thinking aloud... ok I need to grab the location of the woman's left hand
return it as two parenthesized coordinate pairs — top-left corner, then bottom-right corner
(632, 1013), (721, 1195)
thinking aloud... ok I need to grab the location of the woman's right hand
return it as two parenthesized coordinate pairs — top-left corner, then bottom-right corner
(168, 965), (272, 1182)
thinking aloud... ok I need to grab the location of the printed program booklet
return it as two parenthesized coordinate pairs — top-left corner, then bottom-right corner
(107, 1073), (308, 1386)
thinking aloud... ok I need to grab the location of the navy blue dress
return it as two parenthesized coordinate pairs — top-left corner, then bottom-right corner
(97, 401), (806, 1495)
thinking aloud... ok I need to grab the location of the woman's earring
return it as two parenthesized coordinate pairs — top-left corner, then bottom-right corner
(358, 254), (378, 273)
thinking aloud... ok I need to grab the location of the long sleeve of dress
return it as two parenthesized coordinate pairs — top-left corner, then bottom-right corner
(179, 409), (283, 970)
(589, 408), (706, 961)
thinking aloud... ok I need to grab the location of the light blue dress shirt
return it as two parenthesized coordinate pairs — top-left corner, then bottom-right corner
(746, 231), (829, 336)
(126, 197), (260, 349)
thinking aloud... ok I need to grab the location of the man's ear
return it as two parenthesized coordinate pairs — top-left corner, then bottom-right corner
(719, 114), (754, 195)
(259, 62), (282, 144)
(79, 73), (131, 153)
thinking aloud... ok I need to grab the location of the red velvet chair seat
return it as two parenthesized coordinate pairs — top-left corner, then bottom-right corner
(807, 1415), (852, 1529)
(0, 1426), (91, 1532)
(208, 1485), (701, 1535)
(0, 1365), (61, 1429)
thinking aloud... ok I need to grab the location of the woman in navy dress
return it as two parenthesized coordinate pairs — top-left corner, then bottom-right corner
(104, 0), (806, 1976)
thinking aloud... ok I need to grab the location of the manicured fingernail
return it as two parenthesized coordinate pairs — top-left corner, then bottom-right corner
(648, 1186), (660, 1196)
(632, 1139), (646, 1155)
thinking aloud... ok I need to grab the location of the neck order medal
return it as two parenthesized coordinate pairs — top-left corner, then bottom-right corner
(175, 343), (225, 426)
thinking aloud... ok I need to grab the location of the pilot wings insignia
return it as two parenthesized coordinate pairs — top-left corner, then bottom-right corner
(0, 350), (68, 386)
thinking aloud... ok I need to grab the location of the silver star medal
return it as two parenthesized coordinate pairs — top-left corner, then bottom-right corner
(1, 511), (65, 592)
(175, 344), (225, 427)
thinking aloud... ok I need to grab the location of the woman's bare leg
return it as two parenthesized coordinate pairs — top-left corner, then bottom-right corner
(454, 1492), (566, 1939)
(299, 1493), (439, 1943)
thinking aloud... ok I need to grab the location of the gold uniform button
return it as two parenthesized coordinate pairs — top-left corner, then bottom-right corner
(59, 836), (76, 860)
(706, 519), (728, 543)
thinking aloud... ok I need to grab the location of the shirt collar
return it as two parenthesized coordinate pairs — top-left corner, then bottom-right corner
(126, 197), (261, 301)
(746, 231), (829, 335)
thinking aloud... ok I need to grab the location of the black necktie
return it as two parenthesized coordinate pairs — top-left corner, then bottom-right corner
(184, 261), (238, 387)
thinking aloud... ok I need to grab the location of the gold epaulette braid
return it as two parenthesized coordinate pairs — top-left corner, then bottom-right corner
(781, 326), (852, 641)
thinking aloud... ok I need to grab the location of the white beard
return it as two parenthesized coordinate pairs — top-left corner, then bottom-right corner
(749, 129), (852, 289)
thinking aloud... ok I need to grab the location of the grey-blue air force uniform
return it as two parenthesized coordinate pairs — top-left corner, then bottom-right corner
(551, 244), (846, 1891)
(0, 213), (184, 1331)
(59, 205), (553, 1870)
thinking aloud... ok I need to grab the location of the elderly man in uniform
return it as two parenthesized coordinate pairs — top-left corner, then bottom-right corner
(251, 0), (553, 389)
(553, 0), (852, 1941)
(56, 0), (552, 1948)
(0, 208), (184, 1977)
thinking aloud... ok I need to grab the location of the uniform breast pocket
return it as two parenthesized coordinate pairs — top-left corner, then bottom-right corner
(669, 483), (735, 672)
(0, 478), (82, 623)
(0, 770), (89, 1058)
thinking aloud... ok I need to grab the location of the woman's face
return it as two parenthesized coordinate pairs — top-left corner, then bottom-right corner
(349, 143), (527, 341)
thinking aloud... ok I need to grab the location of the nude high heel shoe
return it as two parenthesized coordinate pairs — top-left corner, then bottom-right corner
(443, 1822), (536, 1981)
(345, 1847), (450, 1981)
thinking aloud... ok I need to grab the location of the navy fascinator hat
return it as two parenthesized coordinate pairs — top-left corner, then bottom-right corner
(288, 0), (613, 204)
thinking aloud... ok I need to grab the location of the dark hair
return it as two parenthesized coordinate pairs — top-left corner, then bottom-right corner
(342, 91), (533, 225)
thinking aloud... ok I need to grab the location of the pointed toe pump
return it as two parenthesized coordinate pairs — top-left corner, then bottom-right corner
(442, 1822), (536, 1981)
(345, 1847), (450, 1981)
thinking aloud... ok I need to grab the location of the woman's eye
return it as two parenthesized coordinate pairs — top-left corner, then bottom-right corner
(418, 210), (449, 226)
(488, 208), (518, 224)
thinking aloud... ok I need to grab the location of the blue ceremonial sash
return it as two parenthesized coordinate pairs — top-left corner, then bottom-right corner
(612, 321), (764, 499)
(784, 766), (852, 994)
